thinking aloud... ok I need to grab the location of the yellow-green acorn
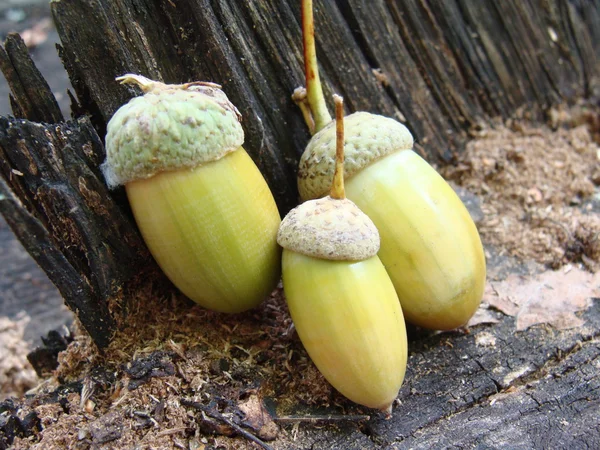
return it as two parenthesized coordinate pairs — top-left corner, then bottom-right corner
(278, 95), (407, 414)
(102, 74), (281, 313)
(294, 1), (486, 330)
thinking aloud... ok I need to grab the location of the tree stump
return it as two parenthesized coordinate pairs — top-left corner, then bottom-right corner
(0, 1), (599, 448)
(1, 0), (598, 348)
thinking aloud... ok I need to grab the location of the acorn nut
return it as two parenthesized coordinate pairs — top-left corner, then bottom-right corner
(278, 95), (408, 414)
(294, 1), (486, 330)
(102, 74), (281, 313)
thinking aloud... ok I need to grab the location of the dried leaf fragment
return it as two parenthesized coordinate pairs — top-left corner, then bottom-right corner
(483, 268), (599, 330)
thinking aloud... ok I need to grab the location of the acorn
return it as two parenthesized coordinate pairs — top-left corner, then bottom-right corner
(278, 95), (407, 414)
(102, 74), (281, 313)
(293, 0), (486, 330)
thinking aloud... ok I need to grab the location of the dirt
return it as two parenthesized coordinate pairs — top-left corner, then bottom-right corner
(8, 286), (346, 449)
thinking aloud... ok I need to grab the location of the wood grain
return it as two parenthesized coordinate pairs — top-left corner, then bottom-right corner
(1, 0), (598, 349)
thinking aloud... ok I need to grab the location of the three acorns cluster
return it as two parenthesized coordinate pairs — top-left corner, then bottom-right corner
(101, 0), (486, 416)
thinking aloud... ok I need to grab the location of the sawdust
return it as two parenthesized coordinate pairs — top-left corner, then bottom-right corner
(0, 313), (38, 400)
(6, 105), (600, 449)
(10, 284), (352, 449)
(443, 105), (600, 271)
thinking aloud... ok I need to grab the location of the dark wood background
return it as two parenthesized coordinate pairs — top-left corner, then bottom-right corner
(0, 1), (599, 448)
(13, 0), (600, 211)
(1, 0), (599, 349)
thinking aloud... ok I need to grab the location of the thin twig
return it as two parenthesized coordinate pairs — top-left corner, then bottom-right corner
(292, 87), (315, 135)
(273, 414), (370, 424)
(180, 399), (273, 450)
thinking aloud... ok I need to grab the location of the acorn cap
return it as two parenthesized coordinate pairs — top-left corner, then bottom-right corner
(297, 112), (413, 200)
(277, 196), (380, 261)
(102, 74), (244, 188)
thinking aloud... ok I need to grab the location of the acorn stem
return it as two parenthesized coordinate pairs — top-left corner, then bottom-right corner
(117, 74), (222, 95)
(330, 94), (345, 200)
(116, 74), (163, 93)
(292, 87), (316, 135)
(381, 402), (393, 419)
(302, 0), (332, 132)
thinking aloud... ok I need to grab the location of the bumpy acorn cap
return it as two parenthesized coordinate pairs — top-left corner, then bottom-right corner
(101, 74), (244, 188)
(297, 112), (413, 200)
(277, 196), (380, 261)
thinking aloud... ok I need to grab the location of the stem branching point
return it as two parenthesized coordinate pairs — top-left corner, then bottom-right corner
(301, 0), (332, 132)
(292, 87), (316, 135)
(330, 94), (345, 200)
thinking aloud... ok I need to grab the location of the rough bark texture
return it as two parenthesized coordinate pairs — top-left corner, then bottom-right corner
(0, 1), (599, 446)
(276, 299), (600, 449)
(0, 115), (141, 348)
(0, 1), (599, 349)
(49, 0), (600, 205)
(0, 35), (156, 348)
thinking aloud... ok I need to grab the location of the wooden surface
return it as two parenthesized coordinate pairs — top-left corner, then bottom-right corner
(0, 116), (124, 348)
(1, 0), (599, 347)
(2, 275), (599, 448)
(277, 299), (600, 449)
(49, 0), (600, 211)
(0, 33), (156, 346)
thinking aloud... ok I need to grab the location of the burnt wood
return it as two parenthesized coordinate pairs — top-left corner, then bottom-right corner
(0, 1), (598, 445)
(1, 0), (599, 347)
(0, 115), (150, 348)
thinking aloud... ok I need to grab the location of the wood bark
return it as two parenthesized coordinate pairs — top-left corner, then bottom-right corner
(0, 33), (155, 347)
(277, 299), (600, 449)
(0, 0), (599, 347)
(2, 290), (599, 448)
(48, 0), (600, 200)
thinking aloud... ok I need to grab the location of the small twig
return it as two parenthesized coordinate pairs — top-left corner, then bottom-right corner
(180, 399), (273, 450)
(273, 414), (370, 424)
(292, 87), (315, 135)
(156, 427), (188, 437)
